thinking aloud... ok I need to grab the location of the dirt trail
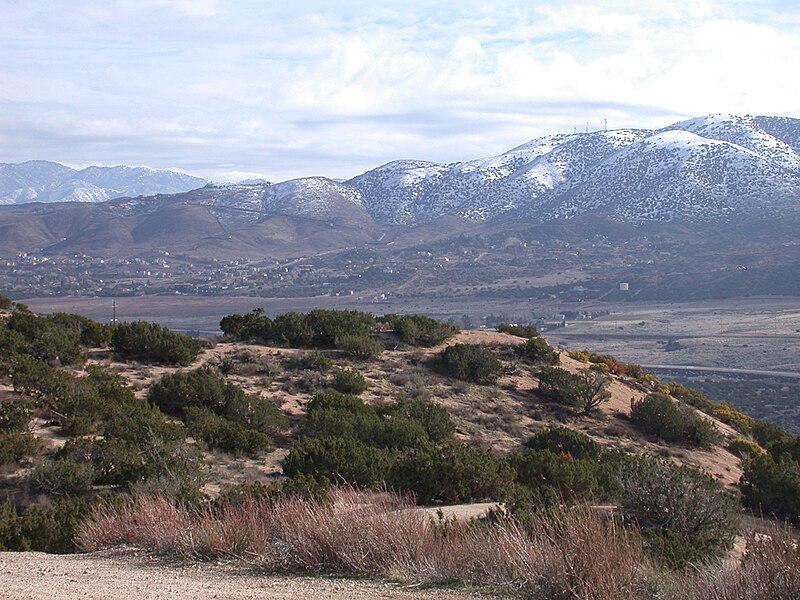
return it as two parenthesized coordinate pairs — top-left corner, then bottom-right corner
(0, 551), (487, 600)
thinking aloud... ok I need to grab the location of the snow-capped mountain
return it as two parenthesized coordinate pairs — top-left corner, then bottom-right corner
(0, 161), (207, 204)
(537, 127), (800, 222)
(2, 114), (799, 228)
(349, 114), (799, 225)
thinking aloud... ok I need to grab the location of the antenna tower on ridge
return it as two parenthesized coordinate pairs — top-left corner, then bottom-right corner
(604, 118), (608, 132)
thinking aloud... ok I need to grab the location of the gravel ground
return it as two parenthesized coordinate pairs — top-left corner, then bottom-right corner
(0, 551), (491, 600)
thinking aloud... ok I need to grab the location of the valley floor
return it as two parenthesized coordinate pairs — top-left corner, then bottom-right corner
(0, 551), (486, 600)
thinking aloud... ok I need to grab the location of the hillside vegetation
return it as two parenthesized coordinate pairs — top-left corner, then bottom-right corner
(1, 298), (799, 598)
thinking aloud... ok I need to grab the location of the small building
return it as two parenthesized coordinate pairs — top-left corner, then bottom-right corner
(619, 282), (629, 291)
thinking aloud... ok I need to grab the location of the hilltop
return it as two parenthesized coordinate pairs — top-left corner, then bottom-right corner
(1, 302), (798, 598)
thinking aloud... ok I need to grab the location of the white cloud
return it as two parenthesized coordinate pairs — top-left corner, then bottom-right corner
(0, 0), (798, 180)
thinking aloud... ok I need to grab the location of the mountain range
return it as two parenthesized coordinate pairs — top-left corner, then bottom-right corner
(0, 114), (798, 269)
(0, 161), (207, 205)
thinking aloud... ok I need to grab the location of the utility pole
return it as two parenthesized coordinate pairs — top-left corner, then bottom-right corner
(604, 118), (608, 132)
(112, 300), (116, 324)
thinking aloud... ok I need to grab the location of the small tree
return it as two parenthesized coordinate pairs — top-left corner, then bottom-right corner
(575, 370), (612, 414)
(517, 337), (560, 365)
(538, 367), (611, 414)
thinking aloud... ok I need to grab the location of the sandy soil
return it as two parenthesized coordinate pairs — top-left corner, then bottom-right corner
(0, 551), (488, 600)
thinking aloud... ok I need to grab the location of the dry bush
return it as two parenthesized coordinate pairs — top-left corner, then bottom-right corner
(665, 528), (800, 600)
(78, 496), (195, 554)
(78, 487), (647, 598)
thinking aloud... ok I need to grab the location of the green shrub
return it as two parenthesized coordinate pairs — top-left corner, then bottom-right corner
(336, 334), (384, 359)
(0, 294), (11, 310)
(302, 393), (384, 445)
(740, 453), (800, 523)
(0, 396), (42, 462)
(378, 398), (455, 443)
(305, 309), (375, 347)
(517, 337), (560, 365)
(220, 309), (272, 341)
(630, 394), (720, 447)
(390, 443), (514, 503)
(751, 420), (791, 448)
(223, 393), (287, 436)
(268, 309), (375, 348)
(0, 325), (25, 370)
(184, 406), (272, 454)
(56, 438), (146, 486)
(497, 323), (539, 338)
(0, 496), (91, 553)
(218, 474), (331, 507)
(149, 368), (235, 416)
(667, 382), (755, 434)
(48, 312), (111, 347)
(382, 314), (460, 346)
(332, 368), (367, 394)
(0, 401), (32, 433)
(509, 450), (606, 503)
(524, 427), (602, 460)
(148, 369), (286, 436)
(6, 311), (84, 365)
(103, 401), (184, 444)
(727, 438), (765, 459)
(111, 321), (201, 366)
(11, 355), (111, 435)
(537, 367), (611, 413)
(303, 393), (451, 451)
(0, 432), (43, 465)
(26, 459), (95, 497)
(434, 343), (502, 384)
(270, 312), (316, 346)
(618, 456), (740, 568)
(283, 436), (390, 487)
(306, 351), (333, 371)
(379, 417), (430, 450)
(567, 349), (590, 362)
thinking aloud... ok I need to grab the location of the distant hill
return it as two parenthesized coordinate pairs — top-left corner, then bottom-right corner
(0, 161), (207, 204)
(0, 114), (797, 300)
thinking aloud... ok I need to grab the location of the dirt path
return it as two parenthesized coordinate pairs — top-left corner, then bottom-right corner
(0, 551), (489, 600)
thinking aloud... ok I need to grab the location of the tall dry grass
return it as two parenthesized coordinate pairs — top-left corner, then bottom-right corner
(662, 528), (800, 600)
(77, 488), (800, 599)
(78, 487), (645, 598)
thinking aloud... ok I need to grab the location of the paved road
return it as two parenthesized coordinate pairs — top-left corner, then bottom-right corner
(640, 364), (800, 379)
(550, 332), (800, 341)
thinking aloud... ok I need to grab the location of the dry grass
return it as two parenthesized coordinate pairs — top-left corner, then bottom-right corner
(78, 487), (647, 599)
(77, 486), (800, 599)
(663, 528), (800, 600)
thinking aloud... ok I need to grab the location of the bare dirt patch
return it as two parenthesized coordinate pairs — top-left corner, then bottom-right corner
(0, 550), (485, 600)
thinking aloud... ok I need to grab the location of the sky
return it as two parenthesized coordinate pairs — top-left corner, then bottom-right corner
(1, 0), (799, 182)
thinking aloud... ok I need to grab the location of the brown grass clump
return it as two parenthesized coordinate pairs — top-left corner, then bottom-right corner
(78, 487), (800, 599)
(664, 528), (800, 600)
(78, 487), (645, 598)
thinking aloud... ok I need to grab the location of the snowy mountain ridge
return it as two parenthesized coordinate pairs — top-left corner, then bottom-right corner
(0, 161), (207, 205)
(4, 114), (799, 225)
